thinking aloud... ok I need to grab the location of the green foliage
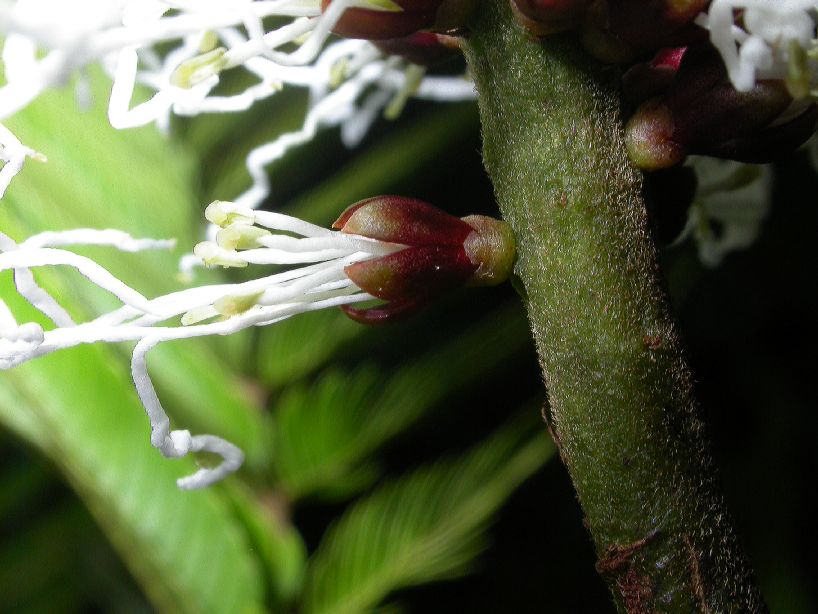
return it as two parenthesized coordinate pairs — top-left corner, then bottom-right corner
(0, 72), (277, 613)
(301, 418), (553, 614)
(1, 347), (266, 614)
(271, 304), (530, 500)
(222, 483), (308, 608)
(0, 66), (550, 614)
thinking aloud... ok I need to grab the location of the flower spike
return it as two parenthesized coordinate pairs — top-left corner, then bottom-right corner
(333, 196), (516, 324)
(2, 199), (514, 487)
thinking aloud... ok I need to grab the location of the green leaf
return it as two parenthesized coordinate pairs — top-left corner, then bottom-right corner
(1, 71), (268, 612)
(256, 308), (360, 387)
(0, 501), (88, 613)
(0, 452), (53, 520)
(271, 367), (382, 498)
(1, 345), (266, 614)
(223, 482), (309, 608)
(301, 415), (554, 614)
(271, 302), (531, 500)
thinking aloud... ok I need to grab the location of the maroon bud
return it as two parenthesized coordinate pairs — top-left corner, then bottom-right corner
(333, 195), (474, 246)
(623, 46), (687, 104)
(626, 99), (687, 170)
(323, 0), (474, 41)
(510, 0), (591, 36)
(707, 103), (818, 163)
(374, 32), (460, 66)
(581, 0), (709, 63)
(340, 298), (424, 324)
(344, 244), (475, 300)
(625, 44), (816, 170)
(333, 196), (516, 324)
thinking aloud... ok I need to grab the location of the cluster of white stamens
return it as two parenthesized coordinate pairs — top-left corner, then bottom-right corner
(1, 203), (402, 488)
(698, 1), (818, 94)
(1, 0), (475, 207)
(0, 0), (472, 488)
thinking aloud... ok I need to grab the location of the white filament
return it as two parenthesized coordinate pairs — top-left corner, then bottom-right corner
(0, 206), (399, 488)
(1, 0), (476, 206)
(1, 0), (474, 491)
(698, 1), (818, 92)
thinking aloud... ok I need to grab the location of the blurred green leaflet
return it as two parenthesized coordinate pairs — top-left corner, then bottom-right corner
(0, 72), (273, 613)
(302, 417), (554, 614)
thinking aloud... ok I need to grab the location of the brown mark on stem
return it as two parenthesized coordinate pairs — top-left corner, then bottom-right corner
(541, 397), (565, 453)
(618, 567), (656, 614)
(596, 528), (660, 574)
(643, 334), (663, 350)
(684, 533), (710, 613)
(596, 530), (661, 614)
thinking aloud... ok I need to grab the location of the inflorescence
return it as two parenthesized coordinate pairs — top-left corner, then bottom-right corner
(1, 197), (514, 488)
(1, 0), (475, 201)
(0, 205), (391, 488)
(2, 0), (818, 488)
(0, 0), (479, 488)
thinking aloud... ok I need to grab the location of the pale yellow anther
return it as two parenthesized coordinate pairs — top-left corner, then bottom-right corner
(199, 30), (219, 53)
(786, 40), (811, 99)
(170, 47), (227, 89)
(194, 241), (248, 268)
(181, 305), (220, 326)
(217, 224), (271, 250)
(330, 58), (349, 89)
(214, 292), (264, 317)
(205, 201), (255, 228)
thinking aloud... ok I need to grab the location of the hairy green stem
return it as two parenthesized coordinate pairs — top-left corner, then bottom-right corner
(462, 2), (764, 611)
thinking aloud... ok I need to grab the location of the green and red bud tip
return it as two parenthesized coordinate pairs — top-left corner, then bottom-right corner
(625, 99), (686, 171)
(332, 196), (516, 324)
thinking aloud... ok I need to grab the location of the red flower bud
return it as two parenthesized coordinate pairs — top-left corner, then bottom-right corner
(625, 45), (818, 170)
(622, 46), (687, 104)
(510, 0), (591, 36)
(581, 0), (709, 63)
(374, 32), (460, 66)
(332, 196), (515, 324)
(323, 0), (474, 41)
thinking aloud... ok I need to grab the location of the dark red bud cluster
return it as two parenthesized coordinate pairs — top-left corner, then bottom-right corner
(625, 46), (818, 170)
(332, 196), (516, 324)
(509, 0), (707, 61)
(510, 0), (591, 36)
(323, 0), (474, 41)
(580, 0), (708, 63)
(506, 0), (817, 168)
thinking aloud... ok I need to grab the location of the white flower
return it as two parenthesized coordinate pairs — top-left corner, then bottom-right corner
(1, 204), (404, 488)
(0, 1), (474, 490)
(1, 0), (475, 203)
(675, 157), (772, 267)
(698, 1), (818, 93)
